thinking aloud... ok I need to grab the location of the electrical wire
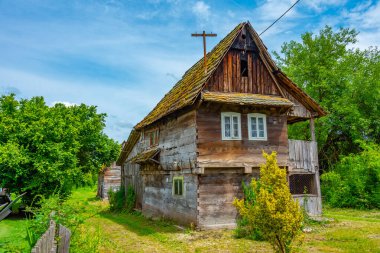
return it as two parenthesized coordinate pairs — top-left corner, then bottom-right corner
(259, 0), (302, 36)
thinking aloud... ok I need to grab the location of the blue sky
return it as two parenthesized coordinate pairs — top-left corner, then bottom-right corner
(1, 0), (379, 142)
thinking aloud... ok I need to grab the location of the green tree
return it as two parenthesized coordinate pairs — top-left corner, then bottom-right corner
(0, 94), (120, 203)
(274, 26), (380, 170)
(234, 152), (303, 253)
(321, 142), (380, 209)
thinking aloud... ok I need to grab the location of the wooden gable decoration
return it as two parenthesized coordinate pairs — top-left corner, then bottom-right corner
(204, 26), (282, 96)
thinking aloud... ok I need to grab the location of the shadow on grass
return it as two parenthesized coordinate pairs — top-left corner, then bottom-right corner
(98, 210), (182, 237)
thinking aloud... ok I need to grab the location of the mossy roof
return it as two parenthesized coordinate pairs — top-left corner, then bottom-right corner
(116, 129), (140, 166)
(202, 91), (293, 107)
(134, 23), (245, 130)
(117, 21), (327, 165)
(129, 147), (160, 164)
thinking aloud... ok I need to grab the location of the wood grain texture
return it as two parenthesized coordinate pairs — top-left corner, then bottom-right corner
(197, 173), (253, 227)
(196, 104), (289, 167)
(205, 50), (280, 96)
(142, 173), (198, 225)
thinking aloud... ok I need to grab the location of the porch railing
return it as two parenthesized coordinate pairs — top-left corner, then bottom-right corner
(288, 139), (318, 173)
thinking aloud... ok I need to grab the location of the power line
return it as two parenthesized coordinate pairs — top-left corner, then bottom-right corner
(259, 0), (302, 36)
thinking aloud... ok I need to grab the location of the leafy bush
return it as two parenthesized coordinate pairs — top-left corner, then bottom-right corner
(0, 94), (120, 204)
(108, 186), (135, 212)
(234, 182), (264, 240)
(321, 142), (380, 209)
(234, 152), (303, 253)
(25, 189), (98, 247)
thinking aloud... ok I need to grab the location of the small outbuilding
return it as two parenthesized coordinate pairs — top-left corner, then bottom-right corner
(97, 162), (121, 200)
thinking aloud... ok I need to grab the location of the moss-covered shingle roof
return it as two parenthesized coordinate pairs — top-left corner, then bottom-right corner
(117, 21), (327, 166)
(202, 91), (293, 107)
(129, 147), (160, 164)
(134, 23), (245, 129)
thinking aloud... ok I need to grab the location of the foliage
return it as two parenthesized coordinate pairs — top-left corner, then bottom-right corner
(321, 142), (380, 209)
(125, 185), (136, 212)
(25, 187), (102, 248)
(0, 94), (120, 203)
(3, 187), (380, 253)
(108, 186), (136, 213)
(108, 187), (125, 212)
(234, 181), (264, 240)
(234, 152), (303, 253)
(274, 26), (380, 170)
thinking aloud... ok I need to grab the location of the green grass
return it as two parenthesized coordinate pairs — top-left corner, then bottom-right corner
(0, 217), (30, 253)
(1, 187), (379, 252)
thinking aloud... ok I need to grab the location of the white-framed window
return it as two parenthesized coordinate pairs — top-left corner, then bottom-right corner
(248, 113), (267, 140)
(172, 176), (184, 196)
(221, 112), (241, 140)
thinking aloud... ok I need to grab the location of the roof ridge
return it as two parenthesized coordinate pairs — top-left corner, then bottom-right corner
(134, 22), (245, 129)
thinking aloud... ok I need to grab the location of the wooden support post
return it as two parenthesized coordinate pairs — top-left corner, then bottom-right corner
(310, 117), (315, 142)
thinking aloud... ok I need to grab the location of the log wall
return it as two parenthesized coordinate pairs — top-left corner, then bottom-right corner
(122, 142), (144, 208)
(197, 169), (259, 229)
(205, 50), (280, 96)
(123, 110), (197, 219)
(142, 172), (198, 225)
(196, 104), (289, 168)
(97, 163), (121, 200)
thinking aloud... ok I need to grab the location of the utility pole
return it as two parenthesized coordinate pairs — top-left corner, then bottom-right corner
(191, 31), (217, 73)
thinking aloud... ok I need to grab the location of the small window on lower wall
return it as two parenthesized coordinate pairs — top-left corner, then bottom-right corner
(173, 176), (184, 196)
(289, 174), (316, 195)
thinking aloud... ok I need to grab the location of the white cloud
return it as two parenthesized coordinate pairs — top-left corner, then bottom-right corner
(192, 1), (210, 20)
(304, 0), (347, 12)
(51, 101), (77, 107)
(340, 1), (380, 49)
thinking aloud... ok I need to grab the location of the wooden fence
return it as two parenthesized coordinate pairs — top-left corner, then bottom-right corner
(31, 220), (71, 253)
(57, 224), (71, 253)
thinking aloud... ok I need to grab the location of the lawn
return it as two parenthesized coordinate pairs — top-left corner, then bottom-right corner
(1, 187), (379, 252)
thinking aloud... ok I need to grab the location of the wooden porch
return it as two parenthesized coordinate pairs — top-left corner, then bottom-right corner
(288, 139), (318, 172)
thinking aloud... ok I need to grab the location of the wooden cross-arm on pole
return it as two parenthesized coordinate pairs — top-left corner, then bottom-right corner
(191, 31), (217, 73)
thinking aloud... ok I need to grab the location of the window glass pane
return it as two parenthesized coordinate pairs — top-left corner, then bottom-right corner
(224, 116), (231, 137)
(258, 117), (264, 131)
(233, 116), (239, 137)
(179, 180), (183, 195)
(259, 130), (264, 138)
(251, 117), (257, 137)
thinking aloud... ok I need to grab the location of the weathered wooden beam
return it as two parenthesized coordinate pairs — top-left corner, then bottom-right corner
(310, 117), (316, 142)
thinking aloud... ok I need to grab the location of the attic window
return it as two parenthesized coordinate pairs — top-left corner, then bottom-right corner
(145, 128), (159, 147)
(241, 59), (248, 77)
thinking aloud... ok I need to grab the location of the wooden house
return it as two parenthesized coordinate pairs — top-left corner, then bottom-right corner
(97, 162), (121, 200)
(116, 22), (326, 229)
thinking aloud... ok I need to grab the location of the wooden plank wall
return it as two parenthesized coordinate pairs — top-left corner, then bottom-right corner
(282, 89), (311, 119)
(142, 173), (198, 225)
(196, 104), (289, 168)
(123, 142), (144, 208)
(158, 111), (197, 170)
(288, 139), (318, 173)
(205, 50), (280, 96)
(98, 165), (121, 200)
(123, 110), (197, 213)
(197, 171), (257, 228)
